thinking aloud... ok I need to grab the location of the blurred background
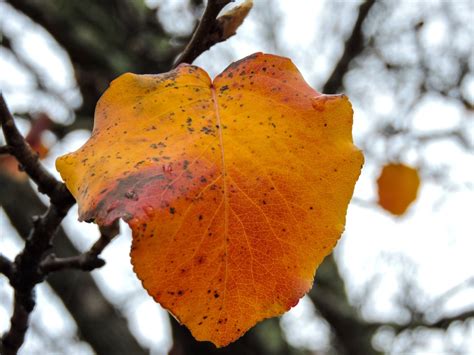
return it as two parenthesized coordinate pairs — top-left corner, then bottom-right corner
(0, 0), (473, 354)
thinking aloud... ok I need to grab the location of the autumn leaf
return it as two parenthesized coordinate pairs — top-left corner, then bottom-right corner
(377, 163), (420, 216)
(56, 52), (363, 347)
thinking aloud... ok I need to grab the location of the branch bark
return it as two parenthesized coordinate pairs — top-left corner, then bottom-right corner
(1, 203), (73, 355)
(0, 174), (148, 355)
(173, 0), (233, 67)
(40, 221), (119, 273)
(0, 255), (14, 282)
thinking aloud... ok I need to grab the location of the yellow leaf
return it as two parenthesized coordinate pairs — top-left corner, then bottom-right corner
(377, 163), (420, 216)
(56, 53), (363, 346)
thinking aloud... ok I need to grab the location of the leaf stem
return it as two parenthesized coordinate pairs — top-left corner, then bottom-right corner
(173, 0), (233, 67)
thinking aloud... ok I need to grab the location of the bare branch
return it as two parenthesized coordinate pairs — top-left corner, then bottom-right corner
(0, 145), (13, 154)
(0, 95), (74, 206)
(431, 310), (474, 329)
(1, 200), (74, 355)
(0, 173), (147, 355)
(376, 309), (474, 335)
(323, 0), (376, 94)
(40, 221), (120, 273)
(0, 254), (14, 281)
(173, 0), (233, 67)
(414, 129), (473, 150)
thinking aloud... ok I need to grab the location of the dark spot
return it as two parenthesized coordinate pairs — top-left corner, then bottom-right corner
(170, 207), (176, 214)
(125, 191), (139, 201)
(220, 85), (229, 93)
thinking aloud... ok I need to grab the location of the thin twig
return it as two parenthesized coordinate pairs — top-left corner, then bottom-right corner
(430, 310), (474, 328)
(40, 221), (120, 273)
(374, 309), (474, 334)
(173, 0), (233, 67)
(0, 94), (74, 206)
(0, 254), (14, 281)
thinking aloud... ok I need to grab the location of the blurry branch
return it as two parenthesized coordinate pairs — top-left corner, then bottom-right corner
(0, 95), (74, 206)
(430, 277), (474, 311)
(428, 310), (474, 329)
(413, 129), (473, 150)
(173, 0), (253, 67)
(310, 255), (381, 355)
(0, 255), (14, 282)
(390, 277), (474, 333)
(323, 0), (376, 94)
(0, 145), (13, 154)
(378, 122), (473, 151)
(375, 309), (474, 335)
(40, 221), (119, 273)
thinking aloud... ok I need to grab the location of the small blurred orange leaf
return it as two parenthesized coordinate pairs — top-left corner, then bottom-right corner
(377, 163), (420, 216)
(56, 53), (363, 346)
(0, 114), (51, 180)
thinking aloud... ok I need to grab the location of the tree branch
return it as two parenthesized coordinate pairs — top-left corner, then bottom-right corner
(431, 310), (474, 328)
(1, 200), (74, 355)
(40, 221), (120, 273)
(374, 309), (474, 334)
(0, 95), (74, 207)
(0, 174), (147, 355)
(0, 145), (13, 154)
(173, 0), (233, 67)
(322, 0), (376, 94)
(0, 254), (14, 282)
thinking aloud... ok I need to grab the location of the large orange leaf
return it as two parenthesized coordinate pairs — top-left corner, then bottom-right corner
(377, 163), (420, 216)
(56, 53), (363, 346)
